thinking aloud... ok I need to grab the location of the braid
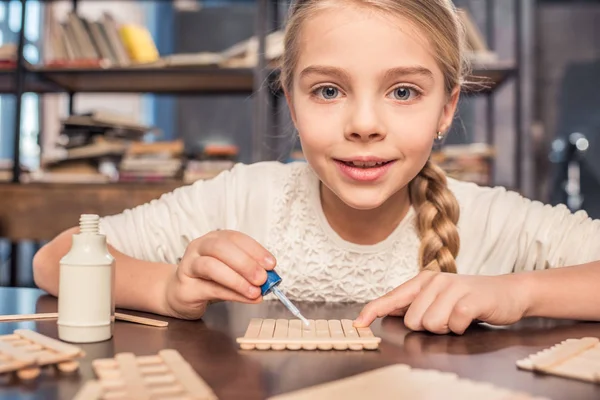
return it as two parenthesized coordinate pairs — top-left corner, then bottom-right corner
(409, 161), (460, 273)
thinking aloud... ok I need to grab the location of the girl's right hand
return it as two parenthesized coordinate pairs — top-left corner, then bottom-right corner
(163, 230), (276, 320)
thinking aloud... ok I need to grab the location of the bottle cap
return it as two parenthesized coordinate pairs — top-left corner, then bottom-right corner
(260, 270), (281, 296)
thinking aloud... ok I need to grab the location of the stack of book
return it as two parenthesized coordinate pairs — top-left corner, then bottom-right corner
(183, 143), (238, 183)
(119, 140), (184, 183)
(29, 110), (181, 183)
(431, 143), (494, 186)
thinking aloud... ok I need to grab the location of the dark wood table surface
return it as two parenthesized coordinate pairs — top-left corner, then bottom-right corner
(1, 287), (599, 399)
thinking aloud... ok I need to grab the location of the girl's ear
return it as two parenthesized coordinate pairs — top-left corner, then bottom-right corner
(284, 88), (298, 126)
(438, 86), (460, 132)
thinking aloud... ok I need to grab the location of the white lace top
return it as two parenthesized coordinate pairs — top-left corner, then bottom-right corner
(99, 161), (600, 303)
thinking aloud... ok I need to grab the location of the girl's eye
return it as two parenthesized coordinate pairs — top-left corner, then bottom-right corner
(319, 86), (339, 100)
(392, 86), (415, 101)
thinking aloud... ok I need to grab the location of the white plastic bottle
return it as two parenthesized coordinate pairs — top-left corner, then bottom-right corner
(57, 214), (115, 343)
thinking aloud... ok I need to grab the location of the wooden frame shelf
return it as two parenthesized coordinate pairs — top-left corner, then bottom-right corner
(35, 66), (258, 95)
(469, 63), (516, 94)
(0, 63), (514, 96)
(0, 182), (183, 241)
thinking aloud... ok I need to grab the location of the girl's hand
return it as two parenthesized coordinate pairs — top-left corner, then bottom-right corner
(353, 270), (530, 334)
(163, 230), (276, 320)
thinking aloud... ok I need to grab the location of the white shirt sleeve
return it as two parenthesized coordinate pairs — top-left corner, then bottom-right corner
(452, 179), (600, 275)
(98, 162), (282, 264)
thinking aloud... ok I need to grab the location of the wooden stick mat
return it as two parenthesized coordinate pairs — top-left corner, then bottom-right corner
(237, 318), (381, 351)
(517, 337), (600, 383)
(73, 349), (218, 400)
(267, 364), (548, 400)
(0, 312), (168, 328)
(0, 329), (84, 380)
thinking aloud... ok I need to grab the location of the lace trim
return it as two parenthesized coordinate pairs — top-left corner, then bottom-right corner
(265, 163), (421, 303)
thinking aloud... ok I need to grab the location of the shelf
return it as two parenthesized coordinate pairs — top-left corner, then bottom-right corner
(0, 62), (514, 96)
(468, 62), (516, 95)
(0, 181), (183, 240)
(35, 66), (258, 95)
(0, 69), (61, 93)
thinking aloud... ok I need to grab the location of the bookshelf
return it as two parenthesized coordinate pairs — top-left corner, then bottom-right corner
(35, 66), (259, 94)
(0, 0), (528, 287)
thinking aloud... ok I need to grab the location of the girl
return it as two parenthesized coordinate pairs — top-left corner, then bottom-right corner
(33, 0), (600, 335)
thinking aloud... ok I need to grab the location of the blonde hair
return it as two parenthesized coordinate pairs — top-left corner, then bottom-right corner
(281, 0), (464, 273)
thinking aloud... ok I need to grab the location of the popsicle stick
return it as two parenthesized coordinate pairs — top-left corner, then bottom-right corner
(114, 312), (168, 328)
(0, 312), (168, 328)
(240, 318), (263, 350)
(316, 320), (333, 351)
(356, 326), (379, 350)
(272, 319), (289, 351)
(286, 320), (303, 350)
(0, 313), (58, 322)
(116, 352), (151, 399)
(16, 329), (83, 358)
(159, 349), (218, 399)
(328, 320), (348, 351)
(298, 320), (315, 350)
(257, 319), (276, 350)
(341, 319), (363, 351)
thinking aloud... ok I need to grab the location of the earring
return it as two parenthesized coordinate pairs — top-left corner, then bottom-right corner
(436, 131), (445, 141)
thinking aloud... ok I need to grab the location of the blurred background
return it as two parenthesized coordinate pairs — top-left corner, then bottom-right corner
(0, 0), (599, 287)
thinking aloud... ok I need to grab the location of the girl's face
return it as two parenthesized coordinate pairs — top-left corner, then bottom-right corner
(287, 5), (459, 210)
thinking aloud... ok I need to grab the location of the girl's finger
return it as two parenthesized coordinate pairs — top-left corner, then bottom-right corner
(448, 294), (480, 335)
(420, 287), (467, 334)
(196, 234), (266, 286)
(189, 256), (261, 300)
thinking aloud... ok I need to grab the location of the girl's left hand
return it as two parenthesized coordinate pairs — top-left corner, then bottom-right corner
(353, 270), (530, 334)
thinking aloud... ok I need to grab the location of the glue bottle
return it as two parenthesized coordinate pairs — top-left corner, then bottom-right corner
(57, 214), (115, 343)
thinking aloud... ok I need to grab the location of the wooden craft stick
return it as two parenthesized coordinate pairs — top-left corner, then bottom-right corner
(341, 319), (363, 351)
(328, 320), (348, 351)
(114, 312), (168, 328)
(116, 352), (151, 399)
(272, 319), (289, 351)
(316, 320), (333, 351)
(301, 320), (317, 350)
(286, 320), (302, 351)
(0, 313), (59, 322)
(356, 326), (379, 350)
(15, 329), (83, 357)
(0, 312), (168, 328)
(0, 339), (36, 373)
(159, 349), (218, 400)
(240, 318), (263, 350)
(257, 319), (276, 350)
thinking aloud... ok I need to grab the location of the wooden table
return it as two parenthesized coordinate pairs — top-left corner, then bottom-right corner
(1, 287), (599, 399)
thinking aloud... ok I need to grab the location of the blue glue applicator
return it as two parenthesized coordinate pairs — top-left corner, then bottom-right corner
(261, 270), (310, 327)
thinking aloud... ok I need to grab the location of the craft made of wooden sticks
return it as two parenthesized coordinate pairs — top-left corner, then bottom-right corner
(0, 329), (84, 381)
(516, 337), (600, 384)
(267, 364), (548, 400)
(73, 349), (218, 400)
(236, 318), (381, 351)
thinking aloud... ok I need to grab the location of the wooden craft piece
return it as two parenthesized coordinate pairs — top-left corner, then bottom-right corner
(266, 364), (548, 400)
(0, 312), (168, 327)
(236, 318), (381, 351)
(73, 349), (218, 399)
(516, 337), (600, 383)
(0, 329), (84, 380)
